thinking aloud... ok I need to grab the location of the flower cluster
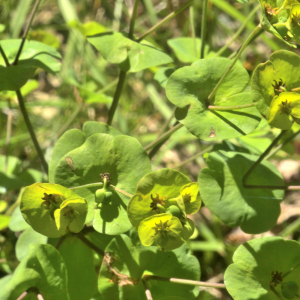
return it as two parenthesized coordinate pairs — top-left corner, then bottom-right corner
(260, 0), (300, 47)
(20, 183), (87, 238)
(127, 169), (201, 251)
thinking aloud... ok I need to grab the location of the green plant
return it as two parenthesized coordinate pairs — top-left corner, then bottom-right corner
(1, 0), (300, 300)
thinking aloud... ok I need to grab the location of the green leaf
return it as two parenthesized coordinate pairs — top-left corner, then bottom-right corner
(127, 169), (192, 228)
(8, 205), (30, 232)
(68, 20), (106, 37)
(1, 244), (69, 300)
(98, 234), (200, 300)
(167, 37), (209, 63)
(49, 122), (122, 183)
(251, 50), (300, 117)
(0, 39), (61, 91)
(198, 151), (284, 233)
(20, 183), (86, 238)
(58, 235), (97, 300)
(87, 32), (173, 73)
(53, 133), (151, 235)
(28, 30), (61, 49)
(15, 227), (47, 261)
(166, 57), (261, 140)
(224, 237), (300, 300)
(154, 67), (176, 88)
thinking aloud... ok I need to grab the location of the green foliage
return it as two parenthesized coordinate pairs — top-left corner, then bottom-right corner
(0, 244), (69, 300)
(98, 234), (200, 300)
(20, 183), (87, 238)
(0, 39), (61, 91)
(225, 237), (300, 299)
(166, 57), (261, 140)
(198, 151), (284, 233)
(50, 122), (151, 235)
(251, 50), (300, 117)
(87, 32), (173, 72)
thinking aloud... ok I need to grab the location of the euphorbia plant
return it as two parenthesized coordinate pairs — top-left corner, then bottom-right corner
(2, 0), (300, 300)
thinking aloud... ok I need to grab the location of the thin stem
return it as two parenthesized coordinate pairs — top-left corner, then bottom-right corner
(189, 6), (197, 58)
(270, 286), (285, 300)
(200, 0), (208, 59)
(208, 24), (263, 101)
(156, 107), (176, 138)
(4, 100), (13, 173)
(111, 185), (133, 198)
(143, 275), (226, 289)
(77, 232), (105, 256)
(142, 279), (153, 300)
(16, 90), (48, 173)
(107, 70), (127, 125)
(16, 292), (28, 300)
(55, 235), (68, 250)
(128, 0), (140, 39)
(264, 129), (300, 160)
(282, 262), (300, 279)
(242, 130), (287, 189)
(13, 0), (41, 65)
(208, 103), (255, 110)
(137, 0), (193, 42)
(0, 44), (10, 66)
(144, 123), (184, 152)
(214, 4), (260, 57)
(173, 145), (213, 169)
(69, 182), (103, 190)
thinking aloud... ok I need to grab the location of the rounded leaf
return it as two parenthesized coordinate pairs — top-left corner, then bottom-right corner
(53, 132), (151, 235)
(224, 237), (300, 300)
(281, 281), (299, 299)
(198, 151), (284, 234)
(166, 57), (261, 140)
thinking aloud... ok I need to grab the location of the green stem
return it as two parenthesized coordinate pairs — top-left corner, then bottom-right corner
(106, 70), (127, 125)
(264, 129), (300, 160)
(16, 90), (48, 173)
(13, 0), (41, 65)
(111, 185), (133, 198)
(208, 24), (263, 101)
(136, 0), (193, 42)
(0, 45), (10, 66)
(128, 0), (140, 39)
(242, 130), (287, 189)
(189, 6), (197, 58)
(200, 0), (208, 59)
(107, 0), (139, 125)
(4, 99), (13, 174)
(69, 182), (103, 190)
(144, 123), (184, 152)
(143, 275), (226, 289)
(173, 145), (213, 169)
(208, 103), (255, 110)
(270, 286), (285, 300)
(214, 4), (260, 57)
